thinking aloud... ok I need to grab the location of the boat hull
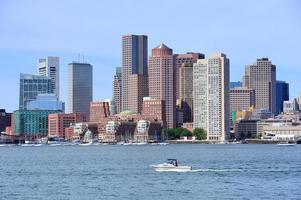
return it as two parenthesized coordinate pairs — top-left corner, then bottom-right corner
(151, 164), (192, 172)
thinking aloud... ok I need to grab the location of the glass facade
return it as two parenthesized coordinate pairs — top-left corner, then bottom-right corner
(19, 73), (53, 110)
(13, 110), (61, 136)
(27, 93), (64, 111)
(276, 80), (289, 114)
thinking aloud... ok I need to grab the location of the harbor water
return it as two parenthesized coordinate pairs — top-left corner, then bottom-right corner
(0, 144), (300, 199)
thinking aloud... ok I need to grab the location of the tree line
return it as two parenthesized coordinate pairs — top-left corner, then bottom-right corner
(163, 127), (206, 140)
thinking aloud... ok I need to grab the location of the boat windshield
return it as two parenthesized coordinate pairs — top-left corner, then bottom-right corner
(167, 159), (178, 166)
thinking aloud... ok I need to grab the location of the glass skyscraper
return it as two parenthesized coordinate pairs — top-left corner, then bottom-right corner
(19, 73), (53, 110)
(67, 62), (93, 119)
(276, 80), (289, 114)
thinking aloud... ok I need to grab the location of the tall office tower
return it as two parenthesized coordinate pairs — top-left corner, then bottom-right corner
(179, 63), (194, 122)
(121, 35), (148, 112)
(298, 92), (301, 110)
(174, 53), (204, 100)
(112, 67), (122, 114)
(193, 53), (230, 141)
(67, 62), (93, 119)
(90, 101), (110, 122)
(19, 73), (53, 110)
(243, 58), (276, 113)
(276, 80), (289, 114)
(38, 56), (60, 97)
(128, 74), (148, 113)
(149, 43), (175, 128)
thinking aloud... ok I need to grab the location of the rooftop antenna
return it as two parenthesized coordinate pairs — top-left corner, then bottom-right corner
(78, 53), (80, 62)
(82, 55), (85, 63)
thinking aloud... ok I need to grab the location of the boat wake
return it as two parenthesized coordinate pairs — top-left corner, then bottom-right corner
(190, 168), (243, 173)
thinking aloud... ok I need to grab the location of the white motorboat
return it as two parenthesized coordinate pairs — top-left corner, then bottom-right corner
(277, 142), (296, 147)
(151, 159), (192, 172)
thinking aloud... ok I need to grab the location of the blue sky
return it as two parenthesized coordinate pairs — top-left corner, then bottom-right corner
(0, 0), (301, 112)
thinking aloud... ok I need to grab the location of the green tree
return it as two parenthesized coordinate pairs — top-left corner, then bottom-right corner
(193, 128), (207, 140)
(163, 128), (193, 139)
(181, 129), (192, 137)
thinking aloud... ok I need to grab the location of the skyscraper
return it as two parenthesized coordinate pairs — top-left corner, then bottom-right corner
(19, 73), (53, 110)
(174, 52), (205, 100)
(112, 67), (122, 114)
(149, 43), (175, 128)
(67, 62), (93, 119)
(128, 73), (148, 113)
(121, 35), (148, 113)
(38, 56), (60, 97)
(243, 58), (276, 114)
(179, 63), (194, 122)
(193, 53), (230, 141)
(276, 80), (289, 114)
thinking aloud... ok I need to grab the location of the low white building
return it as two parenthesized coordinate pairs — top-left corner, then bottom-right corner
(262, 122), (301, 141)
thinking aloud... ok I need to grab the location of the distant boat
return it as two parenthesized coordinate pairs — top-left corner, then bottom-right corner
(21, 140), (42, 147)
(277, 142), (296, 147)
(151, 159), (192, 172)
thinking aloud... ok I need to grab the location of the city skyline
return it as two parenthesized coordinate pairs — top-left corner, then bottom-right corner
(1, 0), (301, 112)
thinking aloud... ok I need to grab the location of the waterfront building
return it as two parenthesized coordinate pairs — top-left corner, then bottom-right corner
(101, 120), (162, 143)
(13, 110), (61, 138)
(67, 122), (98, 141)
(0, 109), (11, 133)
(276, 80), (289, 114)
(121, 35), (148, 113)
(149, 43), (175, 128)
(174, 52), (204, 100)
(193, 53), (230, 141)
(48, 113), (86, 138)
(27, 93), (64, 111)
(179, 63), (194, 123)
(230, 81), (242, 89)
(135, 120), (162, 142)
(112, 67), (122, 114)
(283, 99), (299, 113)
(19, 73), (52, 110)
(67, 62), (93, 119)
(90, 101), (110, 123)
(243, 58), (276, 113)
(37, 56), (60, 97)
(259, 119), (301, 140)
(234, 119), (260, 139)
